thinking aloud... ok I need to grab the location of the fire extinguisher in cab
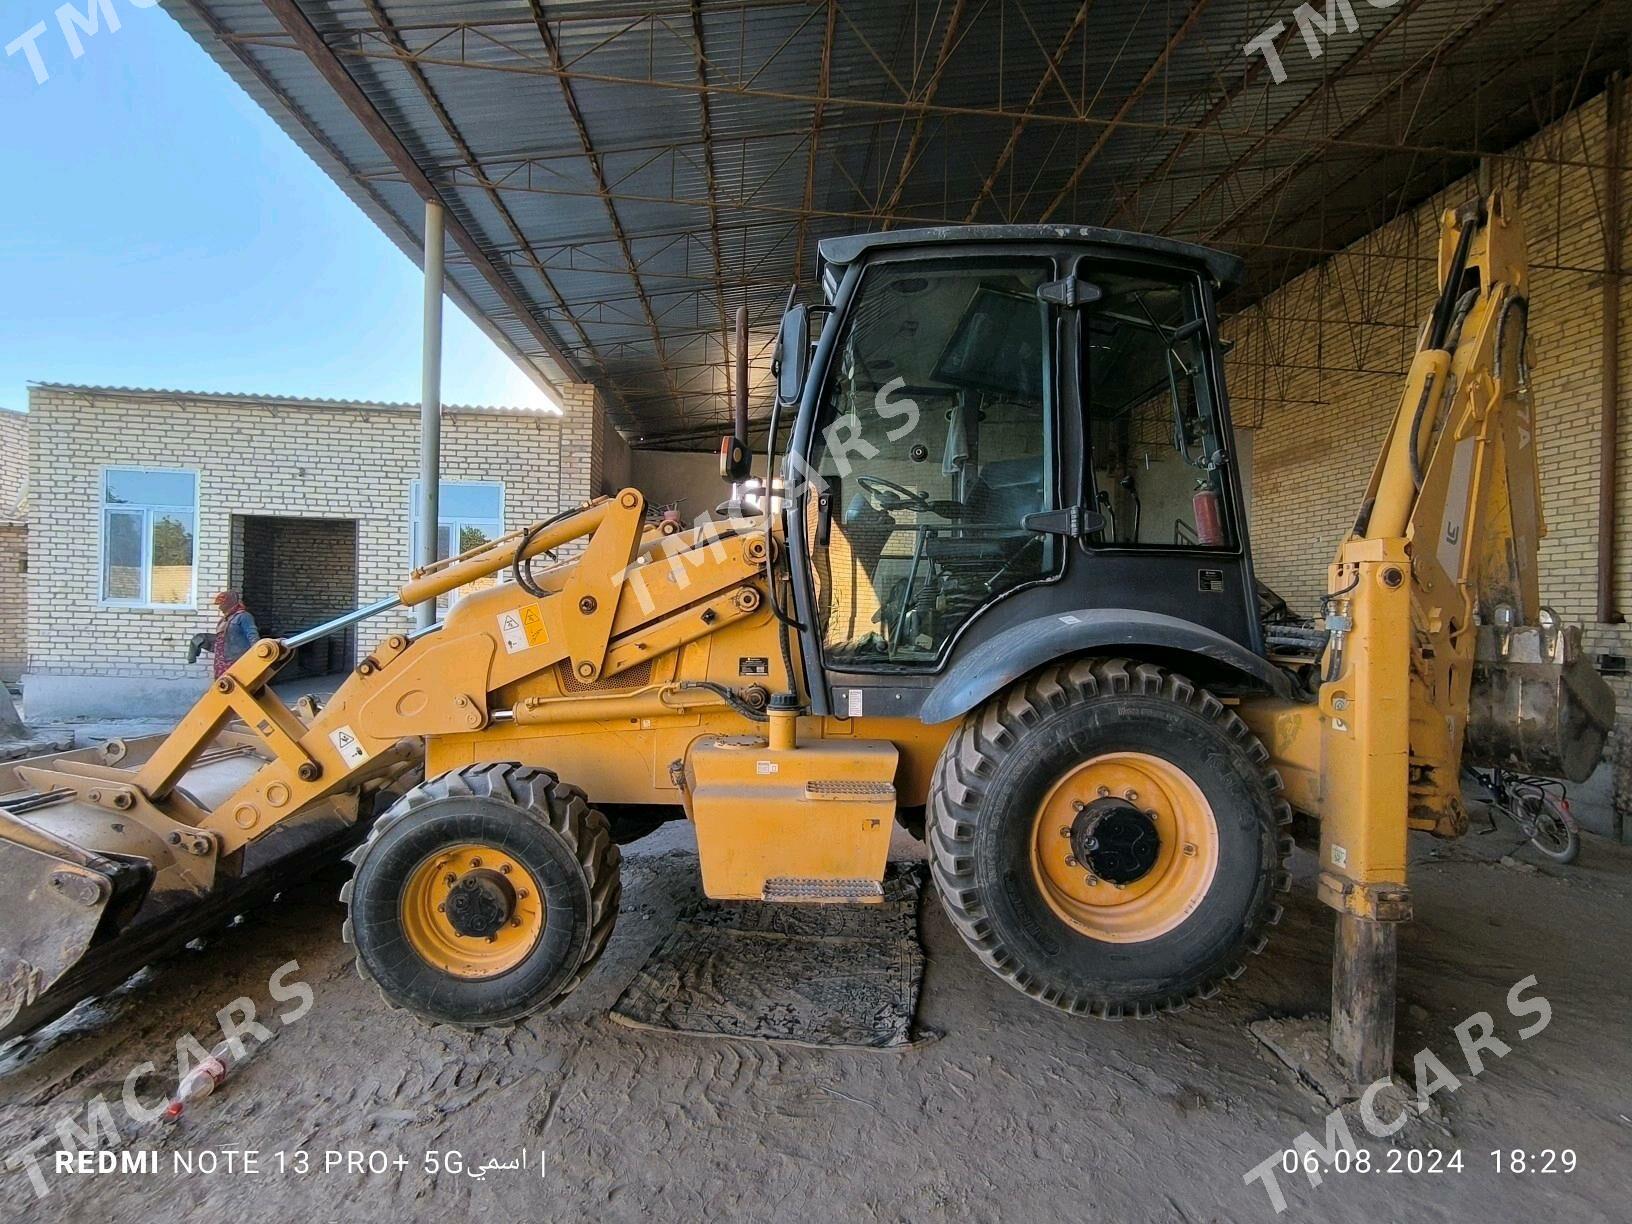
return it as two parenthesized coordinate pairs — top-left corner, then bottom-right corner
(1192, 482), (1225, 546)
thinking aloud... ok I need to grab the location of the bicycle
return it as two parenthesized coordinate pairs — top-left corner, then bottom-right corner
(1462, 763), (1581, 864)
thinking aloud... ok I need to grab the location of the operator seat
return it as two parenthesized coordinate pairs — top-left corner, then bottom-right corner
(928, 455), (1043, 572)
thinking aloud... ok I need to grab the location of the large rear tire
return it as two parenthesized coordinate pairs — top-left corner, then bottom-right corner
(342, 762), (620, 1027)
(928, 658), (1290, 1017)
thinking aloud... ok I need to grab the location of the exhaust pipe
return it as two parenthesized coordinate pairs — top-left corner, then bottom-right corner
(735, 303), (749, 455)
(720, 304), (752, 483)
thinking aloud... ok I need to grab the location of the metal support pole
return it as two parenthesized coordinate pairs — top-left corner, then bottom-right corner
(1597, 73), (1624, 625)
(1331, 913), (1398, 1088)
(416, 199), (446, 631)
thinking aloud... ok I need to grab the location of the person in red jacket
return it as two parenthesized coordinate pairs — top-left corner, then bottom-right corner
(204, 590), (260, 678)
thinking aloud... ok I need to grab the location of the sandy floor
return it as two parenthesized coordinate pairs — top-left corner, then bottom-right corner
(2, 801), (1629, 1222)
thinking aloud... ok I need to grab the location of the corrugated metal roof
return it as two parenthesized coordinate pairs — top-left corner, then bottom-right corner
(164, 0), (1631, 442)
(31, 382), (564, 417)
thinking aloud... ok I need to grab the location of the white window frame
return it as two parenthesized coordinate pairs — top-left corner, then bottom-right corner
(408, 480), (506, 566)
(99, 466), (200, 610)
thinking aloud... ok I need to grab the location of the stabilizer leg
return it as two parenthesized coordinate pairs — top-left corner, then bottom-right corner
(1331, 913), (1398, 1087)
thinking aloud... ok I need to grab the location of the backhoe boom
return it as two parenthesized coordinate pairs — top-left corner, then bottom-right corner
(1242, 192), (1614, 1085)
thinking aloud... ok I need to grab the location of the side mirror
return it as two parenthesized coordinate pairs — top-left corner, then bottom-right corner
(774, 304), (810, 407)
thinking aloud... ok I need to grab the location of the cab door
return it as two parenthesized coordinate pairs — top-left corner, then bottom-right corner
(792, 254), (1065, 711)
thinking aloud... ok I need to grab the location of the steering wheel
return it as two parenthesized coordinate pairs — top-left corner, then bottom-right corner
(856, 474), (933, 513)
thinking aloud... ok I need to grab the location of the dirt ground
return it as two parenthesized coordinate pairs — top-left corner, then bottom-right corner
(3, 789), (1629, 1223)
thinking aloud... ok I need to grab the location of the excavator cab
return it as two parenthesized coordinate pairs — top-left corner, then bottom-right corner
(781, 229), (1284, 722)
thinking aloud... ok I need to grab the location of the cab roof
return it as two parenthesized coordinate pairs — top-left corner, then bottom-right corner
(817, 225), (1243, 290)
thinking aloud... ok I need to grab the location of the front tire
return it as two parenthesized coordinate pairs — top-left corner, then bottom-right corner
(928, 658), (1290, 1017)
(342, 762), (620, 1027)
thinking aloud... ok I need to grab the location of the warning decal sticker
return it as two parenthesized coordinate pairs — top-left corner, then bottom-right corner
(329, 725), (369, 767)
(498, 604), (550, 654)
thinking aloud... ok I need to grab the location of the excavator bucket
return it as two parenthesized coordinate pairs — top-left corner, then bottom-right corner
(0, 731), (405, 1043)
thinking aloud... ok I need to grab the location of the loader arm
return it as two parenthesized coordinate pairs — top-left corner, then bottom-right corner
(35, 489), (776, 860)
(0, 489), (781, 1035)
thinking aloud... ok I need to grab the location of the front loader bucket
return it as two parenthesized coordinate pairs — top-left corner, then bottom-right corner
(0, 824), (120, 1035)
(0, 733), (396, 1044)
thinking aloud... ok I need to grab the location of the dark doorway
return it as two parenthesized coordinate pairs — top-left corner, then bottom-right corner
(234, 516), (358, 680)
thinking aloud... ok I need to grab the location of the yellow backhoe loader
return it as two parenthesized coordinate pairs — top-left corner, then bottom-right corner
(0, 194), (1612, 1086)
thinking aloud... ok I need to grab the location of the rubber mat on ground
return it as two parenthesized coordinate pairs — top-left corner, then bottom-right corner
(610, 864), (927, 1050)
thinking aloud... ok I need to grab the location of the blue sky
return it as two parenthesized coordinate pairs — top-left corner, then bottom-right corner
(0, 0), (554, 413)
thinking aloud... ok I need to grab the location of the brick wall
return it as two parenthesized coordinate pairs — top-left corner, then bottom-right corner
(0, 408), (24, 520)
(1230, 81), (1632, 714)
(0, 408), (26, 681)
(25, 384), (605, 684)
(0, 524), (24, 682)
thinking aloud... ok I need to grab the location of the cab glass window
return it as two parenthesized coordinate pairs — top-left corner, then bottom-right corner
(1085, 269), (1232, 549)
(804, 258), (1056, 668)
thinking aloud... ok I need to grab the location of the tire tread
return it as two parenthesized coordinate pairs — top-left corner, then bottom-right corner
(342, 761), (621, 1026)
(927, 656), (1291, 1018)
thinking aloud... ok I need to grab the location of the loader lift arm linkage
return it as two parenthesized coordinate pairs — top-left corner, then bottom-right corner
(0, 490), (778, 1036)
(39, 492), (771, 853)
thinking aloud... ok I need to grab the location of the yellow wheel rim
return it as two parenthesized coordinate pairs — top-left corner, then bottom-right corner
(1029, 752), (1219, 944)
(399, 843), (545, 979)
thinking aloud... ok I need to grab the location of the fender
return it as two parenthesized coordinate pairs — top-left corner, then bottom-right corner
(918, 608), (1294, 725)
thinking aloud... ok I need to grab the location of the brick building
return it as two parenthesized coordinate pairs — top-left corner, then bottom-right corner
(20, 382), (631, 717)
(0, 407), (26, 683)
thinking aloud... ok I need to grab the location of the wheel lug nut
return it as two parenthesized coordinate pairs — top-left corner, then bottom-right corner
(1059, 826), (1072, 839)
(500, 864), (512, 875)
(470, 857), (482, 868)
(437, 902), (446, 913)
(1123, 789), (1138, 802)
(1085, 875), (1099, 887)
(444, 873), (456, 886)
(518, 889), (530, 899)
(1182, 842), (1197, 856)
(1072, 800), (1086, 812)
(1097, 786), (1110, 797)
(511, 918), (522, 927)
(1064, 856), (1078, 868)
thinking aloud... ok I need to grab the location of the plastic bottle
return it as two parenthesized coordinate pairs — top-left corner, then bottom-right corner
(162, 1040), (239, 1119)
